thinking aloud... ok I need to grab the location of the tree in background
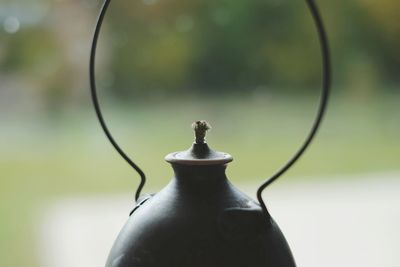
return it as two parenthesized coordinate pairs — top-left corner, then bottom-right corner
(0, 0), (399, 108)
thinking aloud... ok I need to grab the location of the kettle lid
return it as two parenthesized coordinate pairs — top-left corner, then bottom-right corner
(165, 121), (233, 166)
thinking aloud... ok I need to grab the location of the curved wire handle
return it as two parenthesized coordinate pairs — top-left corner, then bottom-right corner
(257, 0), (331, 217)
(90, 0), (330, 207)
(90, 0), (146, 202)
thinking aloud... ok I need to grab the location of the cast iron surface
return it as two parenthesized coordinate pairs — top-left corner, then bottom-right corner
(107, 132), (296, 267)
(106, 159), (296, 267)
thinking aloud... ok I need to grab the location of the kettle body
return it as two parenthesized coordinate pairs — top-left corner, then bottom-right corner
(106, 162), (296, 267)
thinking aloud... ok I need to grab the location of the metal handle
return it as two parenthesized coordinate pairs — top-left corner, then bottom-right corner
(90, 0), (146, 201)
(89, 0), (331, 210)
(256, 0), (331, 218)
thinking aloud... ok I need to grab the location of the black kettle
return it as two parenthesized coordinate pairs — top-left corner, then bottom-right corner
(89, 0), (331, 266)
(105, 121), (296, 267)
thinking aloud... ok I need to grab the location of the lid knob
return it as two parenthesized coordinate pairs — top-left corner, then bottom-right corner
(165, 121), (233, 165)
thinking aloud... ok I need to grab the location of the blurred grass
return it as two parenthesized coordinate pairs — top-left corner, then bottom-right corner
(0, 93), (399, 266)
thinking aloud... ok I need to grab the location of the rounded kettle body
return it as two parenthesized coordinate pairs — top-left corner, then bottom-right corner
(106, 164), (296, 267)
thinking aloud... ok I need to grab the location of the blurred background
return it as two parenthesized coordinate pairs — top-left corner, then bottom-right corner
(0, 0), (399, 266)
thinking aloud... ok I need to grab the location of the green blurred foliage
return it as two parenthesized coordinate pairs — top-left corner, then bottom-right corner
(107, 0), (322, 95)
(0, 0), (399, 104)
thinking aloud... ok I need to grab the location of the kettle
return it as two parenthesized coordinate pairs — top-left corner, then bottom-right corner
(89, 0), (331, 266)
(106, 121), (296, 267)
